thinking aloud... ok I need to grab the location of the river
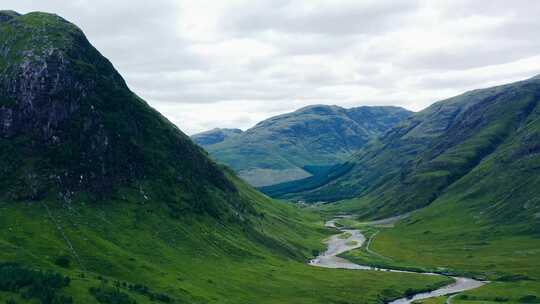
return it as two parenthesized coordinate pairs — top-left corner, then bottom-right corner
(309, 218), (486, 304)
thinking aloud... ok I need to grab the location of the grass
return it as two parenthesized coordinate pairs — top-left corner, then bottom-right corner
(332, 202), (540, 303)
(0, 176), (453, 304)
(412, 296), (448, 304)
(309, 78), (540, 301)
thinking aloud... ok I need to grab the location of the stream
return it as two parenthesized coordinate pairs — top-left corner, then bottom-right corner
(309, 218), (486, 304)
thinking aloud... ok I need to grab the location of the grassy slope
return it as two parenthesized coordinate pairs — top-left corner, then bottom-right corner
(0, 11), (452, 304)
(293, 77), (540, 219)
(336, 197), (540, 303)
(0, 175), (450, 304)
(320, 83), (540, 301)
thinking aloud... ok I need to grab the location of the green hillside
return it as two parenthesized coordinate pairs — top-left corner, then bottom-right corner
(290, 76), (540, 223)
(194, 105), (411, 187)
(0, 11), (450, 304)
(309, 76), (540, 301)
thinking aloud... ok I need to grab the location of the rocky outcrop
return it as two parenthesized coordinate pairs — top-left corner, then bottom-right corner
(0, 12), (235, 202)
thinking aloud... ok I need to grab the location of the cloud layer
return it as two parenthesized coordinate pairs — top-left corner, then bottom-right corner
(6, 0), (540, 134)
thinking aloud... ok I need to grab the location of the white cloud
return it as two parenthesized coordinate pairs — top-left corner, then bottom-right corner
(4, 0), (540, 134)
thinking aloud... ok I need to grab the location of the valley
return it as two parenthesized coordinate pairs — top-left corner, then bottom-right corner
(310, 216), (485, 304)
(0, 7), (539, 304)
(333, 211), (540, 303)
(0, 10), (456, 304)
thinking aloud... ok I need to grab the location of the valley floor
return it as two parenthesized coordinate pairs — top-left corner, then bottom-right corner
(334, 209), (540, 304)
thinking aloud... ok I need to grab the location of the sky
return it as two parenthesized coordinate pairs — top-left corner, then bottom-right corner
(5, 1), (540, 134)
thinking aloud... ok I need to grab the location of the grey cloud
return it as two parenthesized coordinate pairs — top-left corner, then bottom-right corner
(221, 0), (420, 36)
(402, 42), (540, 71)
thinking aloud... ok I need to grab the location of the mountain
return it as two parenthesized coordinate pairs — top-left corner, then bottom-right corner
(0, 10), (236, 208)
(0, 11), (449, 304)
(325, 76), (540, 300)
(192, 128), (243, 145)
(285, 76), (540, 227)
(195, 105), (412, 187)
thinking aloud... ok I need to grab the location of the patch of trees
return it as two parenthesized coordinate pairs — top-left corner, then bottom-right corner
(91, 279), (174, 303)
(54, 255), (71, 268)
(496, 274), (530, 282)
(124, 282), (173, 303)
(0, 263), (72, 304)
(519, 295), (539, 303)
(89, 286), (136, 304)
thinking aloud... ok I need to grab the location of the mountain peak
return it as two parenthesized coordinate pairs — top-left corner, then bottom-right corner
(0, 11), (234, 202)
(199, 105), (411, 187)
(0, 10), (20, 23)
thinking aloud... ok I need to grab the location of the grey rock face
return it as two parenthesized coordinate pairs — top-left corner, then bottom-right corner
(0, 49), (85, 140)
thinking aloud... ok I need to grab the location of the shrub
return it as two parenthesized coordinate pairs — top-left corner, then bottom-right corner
(0, 263), (71, 304)
(497, 274), (530, 282)
(127, 282), (173, 303)
(89, 286), (136, 304)
(404, 288), (416, 299)
(54, 256), (71, 268)
(494, 297), (509, 302)
(519, 295), (539, 303)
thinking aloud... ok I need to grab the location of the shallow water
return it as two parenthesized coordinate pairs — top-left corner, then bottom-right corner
(310, 218), (486, 303)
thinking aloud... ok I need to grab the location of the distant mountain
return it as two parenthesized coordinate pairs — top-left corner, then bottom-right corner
(195, 105), (412, 187)
(281, 75), (540, 230)
(192, 128), (243, 145)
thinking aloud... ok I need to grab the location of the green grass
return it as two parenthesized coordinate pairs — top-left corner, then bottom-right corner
(0, 190), (452, 304)
(305, 76), (540, 302)
(412, 296), (448, 304)
(333, 201), (540, 302)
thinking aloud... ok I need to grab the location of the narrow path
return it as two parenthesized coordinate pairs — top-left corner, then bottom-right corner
(42, 202), (85, 271)
(309, 217), (486, 304)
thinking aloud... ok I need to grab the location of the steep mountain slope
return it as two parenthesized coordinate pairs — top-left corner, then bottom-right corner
(312, 78), (540, 301)
(0, 11), (450, 304)
(333, 84), (540, 299)
(196, 105), (411, 187)
(290, 77), (540, 222)
(0, 10), (235, 210)
(192, 128), (243, 146)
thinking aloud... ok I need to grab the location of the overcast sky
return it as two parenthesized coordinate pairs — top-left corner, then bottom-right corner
(5, 1), (540, 134)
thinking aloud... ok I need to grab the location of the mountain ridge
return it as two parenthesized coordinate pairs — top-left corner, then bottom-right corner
(192, 127), (243, 145)
(284, 75), (540, 231)
(195, 104), (412, 187)
(0, 11), (453, 304)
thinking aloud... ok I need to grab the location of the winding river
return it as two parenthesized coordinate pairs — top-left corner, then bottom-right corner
(309, 218), (486, 304)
